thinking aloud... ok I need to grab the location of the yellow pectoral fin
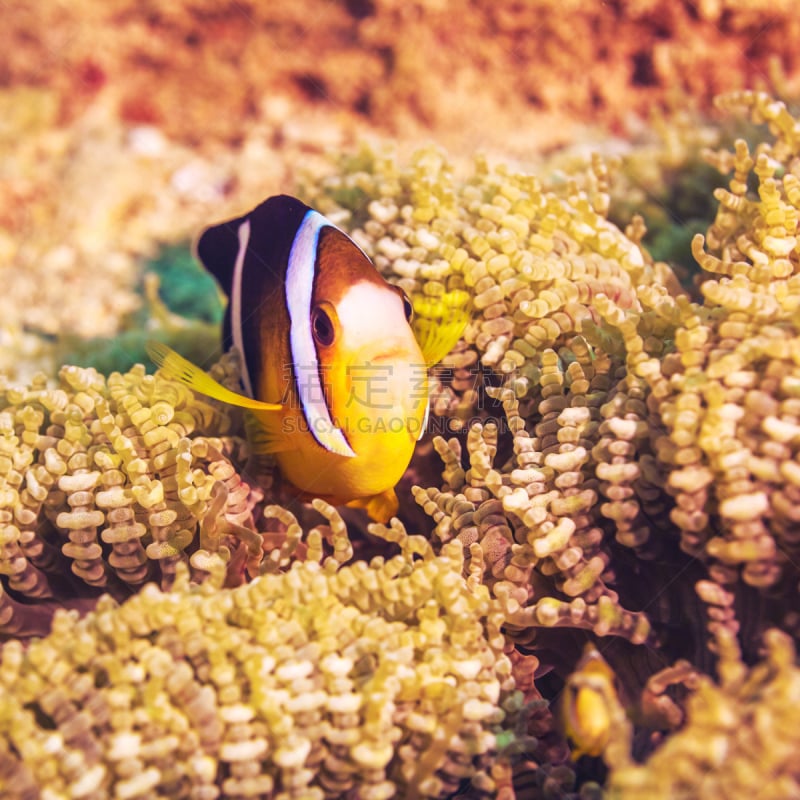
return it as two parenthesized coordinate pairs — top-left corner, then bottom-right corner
(244, 409), (294, 454)
(412, 289), (471, 366)
(145, 341), (282, 412)
(347, 489), (399, 524)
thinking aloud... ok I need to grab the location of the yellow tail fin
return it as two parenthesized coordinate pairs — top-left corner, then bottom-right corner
(146, 341), (282, 412)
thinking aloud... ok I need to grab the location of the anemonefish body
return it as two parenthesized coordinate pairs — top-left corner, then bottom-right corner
(148, 195), (466, 522)
(560, 643), (621, 760)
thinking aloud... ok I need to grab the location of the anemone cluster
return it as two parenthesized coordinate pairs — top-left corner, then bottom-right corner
(0, 537), (520, 800)
(606, 628), (800, 799)
(1, 92), (799, 798)
(0, 356), (257, 637)
(304, 90), (800, 646)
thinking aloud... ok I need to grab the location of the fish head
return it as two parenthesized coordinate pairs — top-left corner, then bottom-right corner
(313, 278), (430, 454)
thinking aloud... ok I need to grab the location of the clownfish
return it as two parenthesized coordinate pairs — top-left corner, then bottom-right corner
(147, 195), (467, 522)
(560, 643), (621, 760)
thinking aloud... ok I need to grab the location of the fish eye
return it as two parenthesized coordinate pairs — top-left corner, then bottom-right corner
(401, 292), (413, 322)
(311, 305), (335, 346)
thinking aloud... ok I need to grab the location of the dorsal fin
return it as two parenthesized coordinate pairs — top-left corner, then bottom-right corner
(194, 215), (247, 298)
(194, 195), (313, 398)
(195, 195), (311, 297)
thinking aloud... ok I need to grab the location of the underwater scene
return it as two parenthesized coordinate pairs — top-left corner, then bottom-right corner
(2, 2), (800, 798)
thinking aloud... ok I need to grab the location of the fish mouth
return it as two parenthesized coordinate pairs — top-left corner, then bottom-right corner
(369, 348), (418, 364)
(358, 337), (425, 366)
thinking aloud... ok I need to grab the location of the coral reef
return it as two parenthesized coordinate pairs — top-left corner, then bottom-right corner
(2, 89), (800, 797)
(0, 356), (255, 637)
(0, 535), (521, 799)
(302, 91), (800, 647)
(300, 141), (682, 664)
(606, 629), (800, 799)
(302, 91), (799, 791)
(665, 92), (800, 603)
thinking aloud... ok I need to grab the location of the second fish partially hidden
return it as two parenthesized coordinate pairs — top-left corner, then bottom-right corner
(148, 194), (467, 522)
